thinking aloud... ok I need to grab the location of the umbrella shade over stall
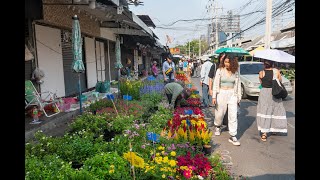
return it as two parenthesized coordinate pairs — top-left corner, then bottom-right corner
(115, 37), (123, 69)
(72, 15), (85, 114)
(215, 47), (250, 55)
(249, 46), (264, 56)
(253, 49), (295, 63)
(72, 15), (85, 73)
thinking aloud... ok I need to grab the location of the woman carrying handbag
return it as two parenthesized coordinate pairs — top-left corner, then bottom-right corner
(256, 60), (287, 142)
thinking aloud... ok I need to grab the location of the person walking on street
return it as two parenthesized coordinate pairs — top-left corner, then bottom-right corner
(209, 53), (229, 129)
(212, 53), (241, 146)
(256, 60), (287, 142)
(151, 61), (158, 78)
(162, 53), (176, 84)
(200, 58), (213, 108)
(164, 82), (191, 109)
(196, 59), (202, 77)
(179, 59), (183, 71)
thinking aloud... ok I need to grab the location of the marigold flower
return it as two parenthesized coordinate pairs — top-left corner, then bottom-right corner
(163, 156), (169, 163)
(169, 160), (176, 167)
(170, 151), (176, 157)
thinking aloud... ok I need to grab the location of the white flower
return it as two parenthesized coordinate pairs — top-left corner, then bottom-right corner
(197, 175), (204, 180)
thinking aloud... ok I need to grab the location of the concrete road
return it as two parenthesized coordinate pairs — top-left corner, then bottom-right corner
(190, 77), (295, 179)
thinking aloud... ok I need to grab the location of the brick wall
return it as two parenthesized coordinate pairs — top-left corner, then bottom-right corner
(43, 3), (100, 37)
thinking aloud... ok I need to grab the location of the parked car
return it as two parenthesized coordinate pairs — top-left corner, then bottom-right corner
(239, 61), (293, 98)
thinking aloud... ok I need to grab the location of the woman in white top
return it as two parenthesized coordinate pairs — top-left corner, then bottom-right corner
(212, 53), (241, 146)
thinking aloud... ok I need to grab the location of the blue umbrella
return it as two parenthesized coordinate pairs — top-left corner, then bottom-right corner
(72, 15), (85, 114)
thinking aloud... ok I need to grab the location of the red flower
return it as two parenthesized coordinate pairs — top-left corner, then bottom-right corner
(183, 170), (192, 179)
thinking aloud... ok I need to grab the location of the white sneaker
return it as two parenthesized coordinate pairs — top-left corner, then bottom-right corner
(215, 127), (221, 136)
(228, 136), (240, 146)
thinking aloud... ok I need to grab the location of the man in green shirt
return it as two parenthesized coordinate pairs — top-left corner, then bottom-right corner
(164, 82), (191, 109)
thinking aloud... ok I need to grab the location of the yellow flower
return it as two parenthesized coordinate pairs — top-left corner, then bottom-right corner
(163, 156), (169, 163)
(162, 174), (166, 178)
(123, 152), (145, 168)
(167, 130), (172, 139)
(156, 153), (160, 157)
(180, 166), (188, 170)
(161, 151), (165, 155)
(110, 165), (114, 169)
(109, 169), (114, 174)
(155, 157), (163, 164)
(170, 151), (176, 157)
(169, 160), (176, 167)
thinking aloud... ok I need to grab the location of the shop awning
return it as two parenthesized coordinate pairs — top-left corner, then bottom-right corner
(271, 37), (295, 49)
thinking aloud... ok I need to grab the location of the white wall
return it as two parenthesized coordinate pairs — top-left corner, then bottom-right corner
(35, 24), (65, 98)
(96, 41), (106, 81)
(84, 37), (97, 88)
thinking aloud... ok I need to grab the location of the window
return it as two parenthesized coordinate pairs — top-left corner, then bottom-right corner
(240, 64), (264, 75)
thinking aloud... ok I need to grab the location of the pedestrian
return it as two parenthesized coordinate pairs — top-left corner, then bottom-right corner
(183, 59), (188, 75)
(209, 53), (226, 96)
(164, 82), (191, 109)
(208, 53), (228, 128)
(196, 59), (202, 77)
(212, 53), (241, 146)
(125, 58), (132, 77)
(162, 53), (176, 84)
(151, 61), (158, 78)
(179, 59), (183, 71)
(200, 58), (213, 108)
(256, 60), (287, 142)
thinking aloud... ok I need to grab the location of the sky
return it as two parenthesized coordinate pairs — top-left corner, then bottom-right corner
(129, 0), (295, 47)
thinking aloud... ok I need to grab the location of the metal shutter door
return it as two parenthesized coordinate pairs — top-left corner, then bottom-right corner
(61, 30), (87, 96)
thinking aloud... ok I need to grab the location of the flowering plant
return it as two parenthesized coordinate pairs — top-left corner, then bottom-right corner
(176, 151), (212, 179)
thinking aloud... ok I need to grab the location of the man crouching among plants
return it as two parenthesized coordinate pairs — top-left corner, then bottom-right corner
(164, 82), (191, 109)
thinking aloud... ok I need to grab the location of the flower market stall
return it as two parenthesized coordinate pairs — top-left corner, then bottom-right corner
(25, 75), (232, 180)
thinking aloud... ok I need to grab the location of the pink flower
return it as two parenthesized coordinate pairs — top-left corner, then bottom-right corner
(183, 170), (192, 179)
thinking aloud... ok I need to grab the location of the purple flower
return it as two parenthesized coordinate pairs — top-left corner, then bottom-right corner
(167, 147), (172, 151)
(171, 144), (176, 150)
(141, 145), (146, 149)
(134, 124), (140, 130)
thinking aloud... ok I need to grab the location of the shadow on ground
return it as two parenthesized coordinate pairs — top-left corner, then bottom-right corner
(237, 101), (256, 139)
(247, 173), (295, 180)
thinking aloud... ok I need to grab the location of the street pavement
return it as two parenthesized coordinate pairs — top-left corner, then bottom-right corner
(190, 76), (295, 179)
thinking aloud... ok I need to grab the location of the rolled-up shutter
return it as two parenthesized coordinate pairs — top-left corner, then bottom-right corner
(61, 30), (87, 96)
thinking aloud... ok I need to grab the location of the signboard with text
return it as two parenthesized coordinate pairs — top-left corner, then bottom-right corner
(170, 48), (180, 54)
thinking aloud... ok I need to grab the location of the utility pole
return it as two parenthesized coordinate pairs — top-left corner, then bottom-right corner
(212, 2), (223, 51)
(192, 46), (194, 58)
(265, 0), (273, 49)
(188, 40), (190, 59)
(199, 36), (201, 58)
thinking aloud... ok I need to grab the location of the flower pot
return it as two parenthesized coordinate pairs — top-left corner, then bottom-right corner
(71, 161), (83, 169)
(203, 144), (212, 155)
(103, 129), (116, 142)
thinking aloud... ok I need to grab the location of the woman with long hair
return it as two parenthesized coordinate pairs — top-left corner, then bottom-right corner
(256, 60), (287, 142)
(212, 53), (241, 146)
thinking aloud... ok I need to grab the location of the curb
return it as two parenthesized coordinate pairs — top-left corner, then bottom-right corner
(25, 109), (81, 142)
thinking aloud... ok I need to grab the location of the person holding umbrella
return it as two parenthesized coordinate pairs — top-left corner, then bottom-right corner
(256, 60), (287, 142)
(212, 53), (241, 146)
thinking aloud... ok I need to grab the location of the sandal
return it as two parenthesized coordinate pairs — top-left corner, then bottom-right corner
(261, 133), (267, 142)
